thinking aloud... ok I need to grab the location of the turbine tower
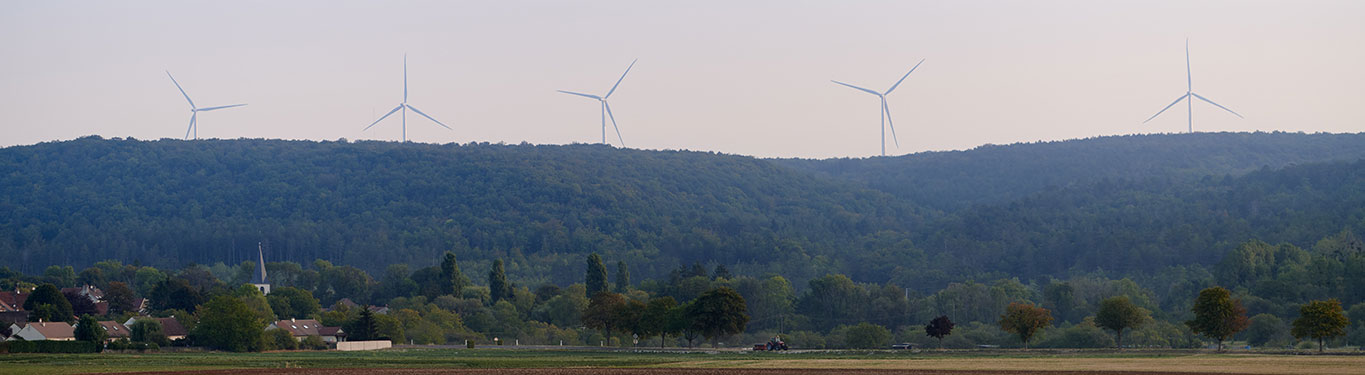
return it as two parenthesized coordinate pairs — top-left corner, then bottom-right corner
(557, 59), (637, 147)
(166, 71), (247, 140)
(1143, 39), (1243, 133)
(363, 55), (451, 142)
(832, 59), (925, 156)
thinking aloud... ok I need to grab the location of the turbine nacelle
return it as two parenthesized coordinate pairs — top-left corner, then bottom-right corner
(166, 71), (246, 140)
(832, 59), (925, 156)
(362, 55), (452, 142)
(557, 59), (637, 147)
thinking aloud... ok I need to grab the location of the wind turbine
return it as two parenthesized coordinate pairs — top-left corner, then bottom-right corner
(557, 59), (637, 146)
(166, 71), (247, 140)
(1143, 39), (1243, 133)
(363, 55), (451, 142)
(832, 59), (924, 156)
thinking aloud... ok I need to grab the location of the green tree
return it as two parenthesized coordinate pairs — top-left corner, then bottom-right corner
(614, 261), (630, 293)
(640, 297), (679, 348)
(489, 259), (510, 304)
(440, 251), (469, 297)
(23, 283), (74, 323)
(586, 253), (608, 297)
(1291, 299), (1350, 352)
(1185, 286), (1249, 351)
(1094, 296), (1150, 350)
(231, 284), (276, 324)
(582, 292), (625, 340)
(192, 295), (266, 352)
(104, 281), (139, 315)
(844, 322), (891, 349)
(346, 308), (381, 341)
(267, 328), (298, 350)
(999, 302), (1053, 348)
(73, 314), (107, 351)
(687, 287), (749, 347)
(925, 315), (955, 349)
(266, 286), (321, 320)
(148, 278), (204, 313)
(130, 318), (169, 346)
(1244, 313), (1289, 348)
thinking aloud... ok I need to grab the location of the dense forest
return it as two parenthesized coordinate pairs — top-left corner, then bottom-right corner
(2, 132), (1364, 350)
(3, 133), (1365, 291)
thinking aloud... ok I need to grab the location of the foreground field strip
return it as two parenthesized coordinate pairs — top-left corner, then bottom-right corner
(651, 354), (1365, 375)
(90, 369), (1273, 375)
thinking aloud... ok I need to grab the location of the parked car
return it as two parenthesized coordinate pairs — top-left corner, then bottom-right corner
(890, 343), (915, 350)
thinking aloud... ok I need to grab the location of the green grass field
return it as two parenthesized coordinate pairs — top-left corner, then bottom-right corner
(2, 348), (1363, 375)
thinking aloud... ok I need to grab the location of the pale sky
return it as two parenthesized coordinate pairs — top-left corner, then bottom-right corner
(2, 1), (1362, 158)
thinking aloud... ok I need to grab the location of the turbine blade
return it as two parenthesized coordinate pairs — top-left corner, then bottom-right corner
(1186, 39), (1192, 92)
(364, 104), (404, 131)
(406, 104), (451, 130)
(184, 113), (196, 139)
(1143, 94), (1189, 123)
(404, 54), (409, 103)
(196, 104), (247, 112)
(1191, 93), (1244, 119)
(831, 80), (881, 96)
(883, 99), (899, 148)
(604, 59), (637, 99)
(605, 101), (624, 147)
(166, 71), (196, 109)
(558, 90), (602, 100)
(885, 59), (925, 95)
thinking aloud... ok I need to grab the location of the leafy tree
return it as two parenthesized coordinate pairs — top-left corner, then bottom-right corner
(231, 284), (276, 324)
(78, 267), (106, 289)
(104, 281), (138, 315)
(1094, 296), (1149, 350)
(192, 295), (266, 352)
(585, 254), (608, 297)
(999, 302), (1053, 348)
(582, 292), (625, 340)
(925, 315), (955, 348)
(300, 335), (327, 350)
(73, 314), (107, 351)
(43, 265), (76, 288)
(713, 265), (732, 280)
(23, 283), (74, 323)
(844, 322), (891, 349)
(266, 286), (321, 320)
(440, 251), (470, 297)
(1185, 287), (1249, 351)
(687, 287), (749, 347)
(64, 289), (99, 317)
(1291, 299), (1350, 352)
(640, 297), (679, 348)
(614, 261), (630, 293)
(267, 328), (298, 350)
(130, 318), (169, 346)
(489, 259), (510, 304)
(1244, 313), (1289, 348)
(345, 308), (381, 341)
(149, 278), (204, 313)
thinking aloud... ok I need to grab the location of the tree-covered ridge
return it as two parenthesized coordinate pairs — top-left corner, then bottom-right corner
(777, 132), (1365, 211)
(0, 137), (922, 285)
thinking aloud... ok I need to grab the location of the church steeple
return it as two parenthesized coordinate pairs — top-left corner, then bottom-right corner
(253, 242), (271, 295)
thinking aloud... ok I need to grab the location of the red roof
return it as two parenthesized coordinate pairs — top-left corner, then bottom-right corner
(0, 291), (29, 312)
(97, 321), (130, 338)
(270, 319), (326, 337)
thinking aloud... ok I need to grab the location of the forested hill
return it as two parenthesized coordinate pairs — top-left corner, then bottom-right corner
(3, 133), (1365, 290)
(776, 132), (1365, 211)
(0, 137), (923, 285)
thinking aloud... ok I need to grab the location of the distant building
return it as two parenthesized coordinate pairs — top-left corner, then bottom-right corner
(6, 321), (75, 341)
(96, 321), (131, 342)
(266, 318), (345, 342)
(0, 289), (30, 312)
(123, 317), (189, 341)
(60, 285), (104, 304)
(252, 243), (270, 295)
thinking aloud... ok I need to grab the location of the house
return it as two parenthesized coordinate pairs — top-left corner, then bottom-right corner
(0, 290), (30, 312)
(61, 285), (104, 304)
(266, 318), (344, 342)
(97, 321), (131, 341)
(6, 321), (75, 341)
(123, 317), (189, 341)
(0, 311), (29, 329)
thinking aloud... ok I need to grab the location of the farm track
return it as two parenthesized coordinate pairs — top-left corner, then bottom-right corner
(103, 369), (1263, 375)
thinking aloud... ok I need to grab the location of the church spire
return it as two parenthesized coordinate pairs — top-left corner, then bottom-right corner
(257, 242), (267, 284)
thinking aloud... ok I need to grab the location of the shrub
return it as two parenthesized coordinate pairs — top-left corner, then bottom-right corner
(2, 340), (99, 353)
(301, 335), (328, 350)
(843, 322), (892, 349)
(267, 329), (298, 350)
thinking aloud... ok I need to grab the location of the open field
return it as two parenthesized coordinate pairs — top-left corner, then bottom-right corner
(1, 349), (1363, 375)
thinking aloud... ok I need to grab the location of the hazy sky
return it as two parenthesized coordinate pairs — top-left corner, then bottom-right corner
(3, 1), (1362, 158)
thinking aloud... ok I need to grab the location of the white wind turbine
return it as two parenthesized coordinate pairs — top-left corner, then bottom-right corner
(558, 59), (637, 146)
(363, 55), (451, 142)
(1143, 39), (1243, 133)
(166, 71), (247, 140)
(832, 59), (925, 156)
